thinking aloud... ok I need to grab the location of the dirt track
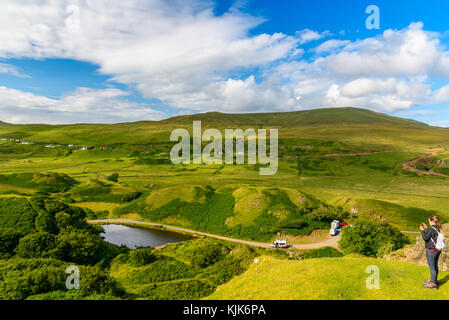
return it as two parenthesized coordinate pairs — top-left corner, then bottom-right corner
(402, 152), (449, 178)
(88, 218), (341, 250)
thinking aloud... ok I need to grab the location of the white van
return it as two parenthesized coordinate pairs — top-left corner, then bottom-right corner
(270, 240), (288, 248)
(330, 220), (340, 236)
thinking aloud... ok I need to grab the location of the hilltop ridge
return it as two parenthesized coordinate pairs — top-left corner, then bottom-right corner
(0, 107), (447, 148)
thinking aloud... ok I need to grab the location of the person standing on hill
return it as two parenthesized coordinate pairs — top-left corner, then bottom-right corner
(420, 216), (444, 289)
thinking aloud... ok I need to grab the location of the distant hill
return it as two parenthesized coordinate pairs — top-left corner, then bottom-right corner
(162, 107), (429, 127)
(0, 107), (447, 148)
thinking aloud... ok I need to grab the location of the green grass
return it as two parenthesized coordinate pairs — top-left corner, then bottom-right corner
(208, 255), (449, 300)
(1, 108), (449, 149)
(331, 198), (440, 230)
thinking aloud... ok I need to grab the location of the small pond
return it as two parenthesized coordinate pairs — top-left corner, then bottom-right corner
(100, 224), (192, 249)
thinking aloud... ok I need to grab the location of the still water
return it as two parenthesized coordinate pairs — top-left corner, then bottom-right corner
(100, 224), (191, 249)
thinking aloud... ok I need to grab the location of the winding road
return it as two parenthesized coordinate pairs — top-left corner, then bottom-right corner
(402, 152), (449, 178)
(88, 218), (341, 250)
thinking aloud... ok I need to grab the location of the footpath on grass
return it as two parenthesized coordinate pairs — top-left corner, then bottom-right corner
(88, 218), (341, 250)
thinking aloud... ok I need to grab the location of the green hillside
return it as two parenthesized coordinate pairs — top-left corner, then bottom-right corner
(208, 255), (449, 300)
(331, 198), (440, 231)
(0, 108), (448, 148)
(113, 185), (344, 242)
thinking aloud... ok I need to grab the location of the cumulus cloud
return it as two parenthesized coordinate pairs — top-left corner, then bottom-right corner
(0, 0), (301, 116)
(0, 86), (164, 124)
(0, 1), (449, 122)
(296, 29), (331, 44)
(270, 22), (449, 113)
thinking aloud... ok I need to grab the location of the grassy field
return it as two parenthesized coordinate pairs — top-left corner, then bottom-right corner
(208, 255), (449, 300)
(0, 108), (448, 230)
(1, 107), (449, 300)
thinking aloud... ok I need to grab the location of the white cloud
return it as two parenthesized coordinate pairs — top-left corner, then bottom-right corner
(0, 86), (164, 124)
(0, 1), (449, 121)
(0, 63), (30, 78)
(315, 39), (350, 53)
(296, 29), (330, 44)
(0, 0), (300, 114)
(323, 22), (449, 77)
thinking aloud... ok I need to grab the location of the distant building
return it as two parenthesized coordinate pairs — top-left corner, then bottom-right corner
(21, 141), (32, 145)
(0, 138), (7, 141)
(79, 147), (88, 151)
(45, 144), (54, 148)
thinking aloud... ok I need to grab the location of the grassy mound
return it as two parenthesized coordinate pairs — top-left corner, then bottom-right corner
(208, 255), (449, 300)
(69, 179), (140, 203)
(332, 198), (439, 230)
(0, 172), (78, 194)
(114, 185), (344, 242)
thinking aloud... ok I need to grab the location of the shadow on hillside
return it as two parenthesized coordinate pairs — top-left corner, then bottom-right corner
(438, 275), (449, 287)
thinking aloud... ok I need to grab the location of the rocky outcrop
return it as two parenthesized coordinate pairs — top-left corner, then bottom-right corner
(385, 224), (449, 271)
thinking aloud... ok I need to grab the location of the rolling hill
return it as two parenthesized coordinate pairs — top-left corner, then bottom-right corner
(207, 255), (449, 300)
(0, 107), (448, 148)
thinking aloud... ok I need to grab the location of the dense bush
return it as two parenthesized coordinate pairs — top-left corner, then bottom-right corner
(128, 249), (156, 267)
(0, 258), (67, 300)
(79, 266), (123, 296)
(121, 191), (142, 203)
(35, 211), (58, 234)
(0, 266), (66, 300)
(128, 260), (194, 283)
(338, 219), (409, 257)
(305, 205), (348, 222)
(189, 242), (227, 268)
(0, 229), (24, 254)
(277, 219), (306, 229)
(57, 230), (103, 265)
(0, 197), (38, 234)
(15, 232), (61, 259)
(107, 173), (119, 182)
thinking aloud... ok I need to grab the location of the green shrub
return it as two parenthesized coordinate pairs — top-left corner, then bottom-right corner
(189, 242), (227, 268)
(338, 219), (409, 257)
(0, 229), (24, 254)
(35, 211), (58, 234)
(0, 197), (38, 234)
(15, 232), (62, 259)
(79, 266), (123, 296)
(277, 219), (306, 229)
(0, 266), (66, 300)
(57, 230), (103, 265)
(128, 259), (194, 283)
(121, 192), (143, 203)
(136, 280), (214, 300)
(107, 173), (119, 183)
(129, 249), (157, 267)
(305, 205), (348, 222)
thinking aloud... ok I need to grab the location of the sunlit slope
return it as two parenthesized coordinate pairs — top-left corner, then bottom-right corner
(0, 108), (448, 148)
(207, 255), (449, 300)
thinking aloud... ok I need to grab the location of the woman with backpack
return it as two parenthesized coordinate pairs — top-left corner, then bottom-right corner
(420, 215), (445, 289)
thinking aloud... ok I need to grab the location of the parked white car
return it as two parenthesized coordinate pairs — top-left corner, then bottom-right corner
(330, 220), (340, 236)
(270, 240), (288, 248)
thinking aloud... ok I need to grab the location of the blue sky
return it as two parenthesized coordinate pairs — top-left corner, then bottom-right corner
(1, 0), (449, 125)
